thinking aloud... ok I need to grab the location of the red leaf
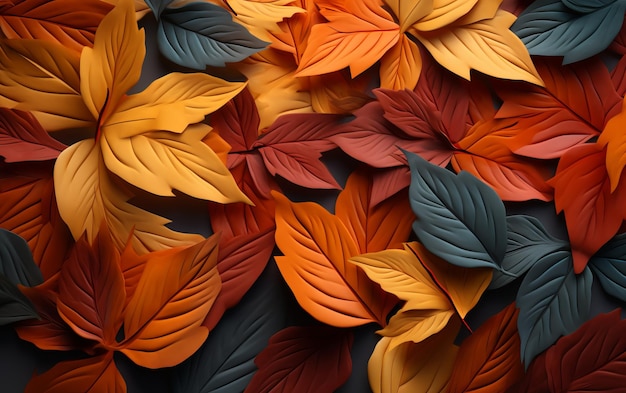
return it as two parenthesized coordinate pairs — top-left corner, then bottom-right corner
(0, 108), (66, 162)
(253, 113), (342, 189)
(211, 87), (260, 152)
(24, 353), (125, 393)
(370, 166), (410, 206)
(548, 143), (626, 274)
(245, 326), (353, 393)
(495, 58), (621, 159)
(447, 304), (524, 393)
(56, 229), (125, 346)
(507, 353), (549, 393)
(611, 54), (626, 97)
(0, 162), (73, 279)
(544, 309), (626, 391)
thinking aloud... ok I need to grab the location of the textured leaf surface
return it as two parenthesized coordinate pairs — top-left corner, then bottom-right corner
(406, 150), (507, 269)
(157, 2), (267, 69)
(121, 235), (221, 368)
(0, 274), (39, 325)
(379, 35), (422, 90)
(244, 326), (353, 393)
(491, 215), (567, 289)
(0, 0), (113, 52)
(0, 228), (43, 286)
(0, 108), (65, 162)
(599, 99), (626, 191)
(589, 233), (626, 302)
(516, 250), (593, 367)
(447, 304), (523, 393)
(512, 0), (626, 64)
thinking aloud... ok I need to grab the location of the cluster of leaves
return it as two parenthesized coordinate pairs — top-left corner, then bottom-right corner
(2, 0), (626, 391)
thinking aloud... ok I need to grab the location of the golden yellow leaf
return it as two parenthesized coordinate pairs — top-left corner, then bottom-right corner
(0, 39), (92, 131)
(107, 72), (246, 137)
(229, 0), (305, 42)
(379, 309), (455, 349)
(379, 34), (422, 90)
(100, 124), (251, 202)
(53, 139), (204, 253)
(413, 0), (478, 31)
(413, 10), (543, 85)
(101, 0), (151, 20)
(368, 321), (459, 393)
(383, 0), (432, 33)
(80, 0), (145, 121)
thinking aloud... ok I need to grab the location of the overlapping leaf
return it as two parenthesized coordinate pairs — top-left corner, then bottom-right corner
(0, 108), (65, 162)
(589, 233), (626, 302)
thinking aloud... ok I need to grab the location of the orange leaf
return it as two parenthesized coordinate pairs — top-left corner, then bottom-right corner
(447, 304), (523, 393)
(24, 353), (125, 393)
(56, 229), (125, 346)
(379, 34), (422, 90)
(598, 98), (626, 191)
(120, 235), (221, 368)
(336, 169), (413, 253)
(0, 0), (113, 53)
(273, 191), (396, 327)
(296, 0), (400, 77)
(271, 0), (323, 64)
(548, 143), (626, 273)
(383, 0), (433, 33)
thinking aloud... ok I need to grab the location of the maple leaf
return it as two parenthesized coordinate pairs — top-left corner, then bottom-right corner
(351, 242), (491, 348)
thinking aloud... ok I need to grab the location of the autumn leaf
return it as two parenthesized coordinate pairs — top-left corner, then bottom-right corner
(379, 34), (422, 90)
(599, 98), (626, 190)
(0, 0), (113, 52)
(244, 326), (353, 393)
(228, 0), (304, 43)
(0, 108), (66, 162)
(271, 0), (322, 64)
(447, 303), (523, 393)
(548, 143), (626, 273)
(119, 235), (221, 368)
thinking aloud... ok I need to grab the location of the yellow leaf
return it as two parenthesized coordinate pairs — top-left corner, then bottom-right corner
(53, 139), (204, 253)
(379, 34), (422, 90)
(229, 0), (305, 42)
(101, 0), (151, 19)
(383, 0), (433, 33)
(598, 99), (626, 191)
(379, 309), (455, 349)
(414, 10), (543, 85)
(368, 322), (459, 393)
(80, 0), (145, 121)
(413, 0), (478, 31)
(107, 73), (246, 137)
(350, 245), (449, 311)
(120, 235), (221, 368)
(0, 39), (92, 131)
(100, 124), (251, 203)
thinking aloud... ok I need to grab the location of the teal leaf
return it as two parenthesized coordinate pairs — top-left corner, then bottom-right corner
(405, 150), (507, 269)
(171, 262), (287, 393)
(562, 0), (619, 13)
(589, 233), (626, 302)
(157, 2), (268, 69)
(511, 0), (626, 64)
(0, 229), (42, 287)
(145, 0), (174, 18)
(516, 250), (592, 368)
(0, 274), (39, 325)
(490, 215), (568, 289)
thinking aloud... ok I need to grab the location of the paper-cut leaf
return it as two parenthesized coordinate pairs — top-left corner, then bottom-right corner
(543, 309), (626, 391)
(0, 228), (43, 286)
(174, 262), (287, 393)
(0, 108), (66, 162)
(273, 191), (396, 327)
(229, 0), (305, 44)
(589, 233), (626, 302)
(516, 250), (593, 367)
(0, 0), (113, 52)
(414, 10), (543, 85)
(296, 0), (400, 77)
(368, 320), (459, 393)
(599, 99), (626, 191)
(145, 0), (173, 17)
(379, 35), (422, 90)
(512, 0), (626, 64)
(508, 352), (550, 393)
(0, 273), (39, 325)
(24, 353), (125, 393)
(54, 139), (204, 253)
(56, 230), (125, 346)
(120, 235), (221, 368)
(370, 166), (411, 206)
(380, 309), (455, 349)
(0, 162), (74, 279)
(383, 0), (432, 33)
(271, 0), (323, 63)
(414, 0), (481, 31)
(490, 215), (568, 289)
(496, 57), (621, 159)
(244, 326), (353, 393)
(157, 2), (267, 69)
(447, 304), (523, 393)
(549, 143), (626, 273)
(0, 38), (92, 131)
(406, 150), (507, 269)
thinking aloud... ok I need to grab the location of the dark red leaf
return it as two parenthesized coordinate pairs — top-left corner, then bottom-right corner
(370, 166), (410, 206)
(211, 87), (260, 152)
(245, 326), (353, 393)
(0, 108), (66, 162)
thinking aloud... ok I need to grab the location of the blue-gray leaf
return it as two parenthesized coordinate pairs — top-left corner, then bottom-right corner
(512, 0), (626, 64)
(158, 2), (268, 69)
(490, 215), (568, 289)
(145, 0), (175, 18)
(589, 232), (626, 302)
(516, 250), (592, 368)
(0, 274), (39, 325)
(405, 150), (506, 270)
(562, 0), (618, 13)
(0, 229), (42, 287)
